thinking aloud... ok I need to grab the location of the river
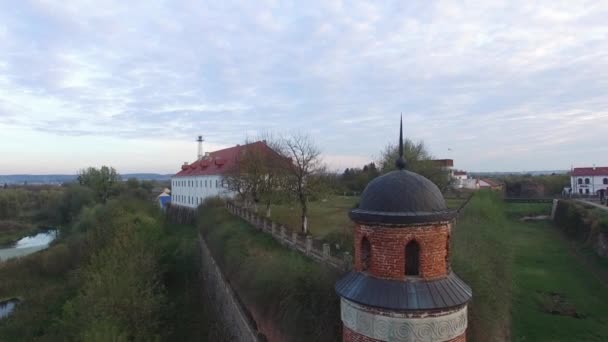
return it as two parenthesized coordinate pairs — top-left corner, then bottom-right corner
(0, 299), (19, 320)
(0, 230), (58, 262)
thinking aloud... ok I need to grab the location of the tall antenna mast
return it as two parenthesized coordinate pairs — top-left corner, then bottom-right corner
(197, 135), (205, 160)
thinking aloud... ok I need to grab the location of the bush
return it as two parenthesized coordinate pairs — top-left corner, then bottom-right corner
(554, 200), (596, 239)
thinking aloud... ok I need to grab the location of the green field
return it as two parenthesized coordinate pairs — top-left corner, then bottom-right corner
(453, 192), (608, 342)
(267, 195), (467, 252)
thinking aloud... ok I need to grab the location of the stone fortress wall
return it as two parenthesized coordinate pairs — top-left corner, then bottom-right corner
(198, 234), (264, 342)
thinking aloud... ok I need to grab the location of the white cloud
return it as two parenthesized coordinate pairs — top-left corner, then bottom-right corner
(0, 0), (607, 173)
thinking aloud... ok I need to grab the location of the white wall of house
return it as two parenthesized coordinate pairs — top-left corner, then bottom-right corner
(170, 175), (233, 208)
(570, 175), (608, 195)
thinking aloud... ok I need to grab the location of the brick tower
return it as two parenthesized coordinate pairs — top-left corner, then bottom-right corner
(336, 118), (472, 342)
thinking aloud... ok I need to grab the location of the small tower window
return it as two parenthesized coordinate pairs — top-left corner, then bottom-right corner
(405, 240), (420, 276)
(361, 237), (371, 272)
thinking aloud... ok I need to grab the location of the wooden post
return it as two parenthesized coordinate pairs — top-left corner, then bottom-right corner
(322, 243), (330, 259)
(343, 252), (352, 270)
(306, 236), (313, 255)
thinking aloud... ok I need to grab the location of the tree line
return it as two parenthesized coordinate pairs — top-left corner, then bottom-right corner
(0, 166), (218, 341)
(222, 134), (449, 234)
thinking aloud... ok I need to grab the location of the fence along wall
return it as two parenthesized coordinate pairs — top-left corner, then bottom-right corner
(198, 234), (265, 342)
(226, 202), (353, 271)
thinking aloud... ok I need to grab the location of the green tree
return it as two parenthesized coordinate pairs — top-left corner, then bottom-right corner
(63, 200), (165, 341)
(378, 140), (450, 190)
(58, 185), (96, 227)
(77, 166), (121, 203)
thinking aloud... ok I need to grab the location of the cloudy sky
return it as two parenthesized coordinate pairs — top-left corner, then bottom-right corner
(1, 1), (607, 174)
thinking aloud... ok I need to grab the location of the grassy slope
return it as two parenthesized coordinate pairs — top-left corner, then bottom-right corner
(453, 192), (608, 342)
(507, 207), (608, 342)
(198, 204), (341, 342)
(452, 192), (513, 342)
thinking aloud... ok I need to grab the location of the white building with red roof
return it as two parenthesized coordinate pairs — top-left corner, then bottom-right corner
(570, 167), (608, 196)
(171, 140), (281, 208)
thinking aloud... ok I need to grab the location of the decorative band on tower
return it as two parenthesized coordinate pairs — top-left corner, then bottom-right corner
(335, 117), (472, 342)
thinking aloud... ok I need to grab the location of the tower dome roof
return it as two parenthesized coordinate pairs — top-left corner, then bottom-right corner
(350, 170), (456, 224)
(349, 116), (456, 225)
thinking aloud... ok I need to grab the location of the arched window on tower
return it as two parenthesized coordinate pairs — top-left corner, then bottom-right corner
(405, 240), (420, 276)
(361, 237), (371, 272)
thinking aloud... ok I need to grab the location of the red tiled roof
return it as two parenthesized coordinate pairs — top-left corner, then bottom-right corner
(572, 167), (608, 176)
(480, 178), (503, 187)
(454, 171), (467, 176)
(173, 141), (281, 177)
(432, 159), (454, 167)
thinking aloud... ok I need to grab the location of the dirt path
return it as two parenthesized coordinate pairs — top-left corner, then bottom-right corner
(575, 199), (608, 212)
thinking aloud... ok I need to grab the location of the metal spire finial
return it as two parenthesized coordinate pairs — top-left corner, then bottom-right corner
(396, 114), (407, 170)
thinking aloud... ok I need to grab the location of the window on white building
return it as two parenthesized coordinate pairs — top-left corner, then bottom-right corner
(585, 189), (590, 194)
(585, 178), (590, 184)
(604, 178), (608, 185)
(205, 180), (208, 187)
(578, 178), (583, 185)
(216, 180), (219, 188)
(579, 189), (583, 194)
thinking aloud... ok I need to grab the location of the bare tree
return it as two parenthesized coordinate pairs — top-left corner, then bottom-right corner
(223, 136), (287, 216)
(280, 133), (326, 234)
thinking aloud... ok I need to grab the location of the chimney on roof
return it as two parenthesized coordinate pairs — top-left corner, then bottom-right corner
(197, 135), (205, 161)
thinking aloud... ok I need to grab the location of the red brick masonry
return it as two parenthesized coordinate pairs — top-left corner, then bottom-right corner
(354, 223), (452, 280)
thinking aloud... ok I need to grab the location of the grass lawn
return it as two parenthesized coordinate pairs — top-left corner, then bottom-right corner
(269, 196), (358, 238)
(268, 195), (466, 253)
(508, 213), (608, 341)
(453, 191), (608, 342)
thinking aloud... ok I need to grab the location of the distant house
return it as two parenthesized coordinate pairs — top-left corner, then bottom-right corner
(478, 178), (504, 191)
(453, 171), (467, 180)
(171, 141), (283, 209)
(451, 171), (470, 189)
(570, 167), (608, 196)
(157, 190), (171, 211)
(432, 159), (454, 170)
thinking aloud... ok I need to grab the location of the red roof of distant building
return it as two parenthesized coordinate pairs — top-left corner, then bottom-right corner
(432, 159), (454, 168)
(572, 167), (608, 176)
(479, 178), (503, 188)
(454, 171), (467, 176)
(173, 141), (282, 177)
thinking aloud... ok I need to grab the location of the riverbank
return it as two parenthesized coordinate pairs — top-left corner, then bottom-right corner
(0, 230), (58, 262)
(0, 221), (38, 247)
